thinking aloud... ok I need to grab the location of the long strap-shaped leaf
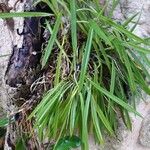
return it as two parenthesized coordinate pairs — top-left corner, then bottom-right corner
(42, 13), (61, 67)
(0, 12), (52, 18)
(78, 28), (93, 91)
(88, 78), (142, 117)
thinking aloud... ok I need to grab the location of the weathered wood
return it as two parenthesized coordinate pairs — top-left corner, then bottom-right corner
(0, 0), (46, 149)
(5, 16), (42, 88)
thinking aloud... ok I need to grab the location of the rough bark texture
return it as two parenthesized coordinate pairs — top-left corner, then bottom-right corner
(0, 0), (150, 150)
(0, 0), (29, 149)
(0, 0), (50, 149)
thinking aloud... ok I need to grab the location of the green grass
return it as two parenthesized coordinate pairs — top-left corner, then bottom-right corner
(0, 12), (52, 18)
(0, 0), (150, 149)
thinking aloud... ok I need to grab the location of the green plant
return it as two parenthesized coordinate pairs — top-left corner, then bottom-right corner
(0, 0), (150, 150)
(54, 135), (81, 150)
(29, 0), (150, 149)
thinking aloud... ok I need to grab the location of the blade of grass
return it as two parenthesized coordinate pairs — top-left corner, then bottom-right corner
(99, 15), (146, 44)
(70, 0), (78, 70)
(82, 86), (91, 150)
(46, 20), (71, 64)
(88, 78), (142, 117)
(54, 47), (63, 85)
(93, 96), (114, 135)
(91, 97), (104, 144)
(90, 21), (113, 47)
(79, 93), (88, 150)
(108, 62), (117, 129)
(108, 61), (116, 113)
(78, 28), (93, 91)
(42, 13), (61, 67)
(123, 13), (139, 27)
(0, 12), (52, 18)
(37, 82), (71, 122)
(37, 88), (63, 123)
(29, 81), (65, 118)
(108, 0), (120, 18)
(123, 42), (150, 54)
(130, 9), (142, 32)
(129, 50), (150, 80)
(0, 117), (9, 127)
(121, 47), (136, 92)
(69, 97), (78, 135)
(117, 80), (132, 129)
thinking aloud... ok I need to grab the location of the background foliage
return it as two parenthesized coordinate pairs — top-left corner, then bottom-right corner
(0, 0), (150, 149)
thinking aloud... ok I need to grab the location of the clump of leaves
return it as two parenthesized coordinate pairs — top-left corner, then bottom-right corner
(28, 0), (150, 149)
(29, 0), (150, 149)
(54, 136), (81, 150)
(0, 0), (150, 149)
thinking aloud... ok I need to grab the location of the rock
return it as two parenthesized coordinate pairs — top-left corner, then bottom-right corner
(0, 0), (25, 149)
(139, 113), (150, 147)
